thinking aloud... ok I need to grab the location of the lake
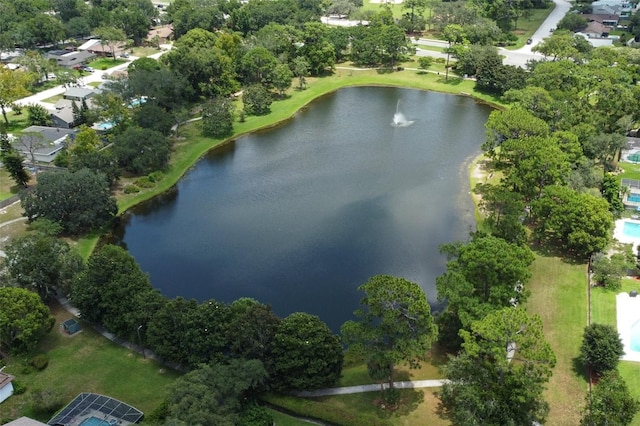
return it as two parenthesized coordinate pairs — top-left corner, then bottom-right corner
(113, 87), (492, 331)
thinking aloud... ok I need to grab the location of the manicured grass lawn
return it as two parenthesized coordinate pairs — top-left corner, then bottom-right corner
(2, 110), (30, 133)
(269, 409), (316, 425)
(525, 254), (588, 425)
(41, 94), (64, 104)
(131, 46), (161, 57)
(1, 301), (179, 423)
(617, 160), (640, 181)
(87, 58), (127, 70)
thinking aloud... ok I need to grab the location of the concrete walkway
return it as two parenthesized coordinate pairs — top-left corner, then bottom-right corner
(293, 379), (447, 397)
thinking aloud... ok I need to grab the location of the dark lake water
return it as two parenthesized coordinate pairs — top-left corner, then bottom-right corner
(113, 87), (492, 332)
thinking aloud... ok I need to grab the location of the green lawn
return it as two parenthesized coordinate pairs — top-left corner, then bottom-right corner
(1, 110), (30, 133)
(525, 255), (588, 425)
(1, 301), (179, 423)
(87, 58), (127, 70)
(131, 46), (161, 57)
(41, 94), (64, 104)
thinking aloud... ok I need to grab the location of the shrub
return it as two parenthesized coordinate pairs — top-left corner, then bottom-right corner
(135, 176), (155, 188)
(123, 185), (140, 194)
(101, 65), (107, 71)
(12, 380), (26, 395)
(148, 171), (165, 183)
(30, 354), (49, 371)
(581, 323), (624, 374)
(31, 387), (65, 416)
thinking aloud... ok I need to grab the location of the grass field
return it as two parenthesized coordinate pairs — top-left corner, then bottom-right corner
(1, 301), (179, 423)
(40, 94), (64, 104)
(87, 58), (127, 70)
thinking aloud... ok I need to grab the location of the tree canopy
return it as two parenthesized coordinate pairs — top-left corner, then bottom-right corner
(580, 323), (624, 374)
(0, 287), (54, 354)
(341, 275), (437, 388)
(20, 168), (117, 235)
(441, 307), (556, 425)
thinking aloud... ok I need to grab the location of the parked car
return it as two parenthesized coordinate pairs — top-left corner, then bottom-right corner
(83, 66), (95, 72)
(120, 52), (130, 58)
(526, 38), (533, 45)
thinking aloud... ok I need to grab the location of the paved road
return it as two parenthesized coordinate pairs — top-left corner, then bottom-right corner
(13, 46), (171, 110)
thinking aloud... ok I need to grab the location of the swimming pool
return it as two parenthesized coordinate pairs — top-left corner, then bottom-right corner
(632, 320), (640, 352)
(95, 121), (115, 131)
(79, 417), (110, 426)
(623, 221), (640, 238)
(629, 193), (640, 203)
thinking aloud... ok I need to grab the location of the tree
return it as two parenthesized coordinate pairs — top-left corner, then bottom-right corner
(441, 308), (556, 426)
(580, 323), (624, 375)
(0, 128), (29, 187)
(300, 22), (335, 76)
(16, 132), (46, 167)
(243, 84), (272, 116)
(0, 67), (35, 124)
(268, 312), (343, 391)
(341, 275), (437, 389)
(401, 0), (427, 33)
(226, 298), (280, 361)
(591, 251), (634, 290)
(71, 244), (157, 340)
(202, 97), (234, 138)
(166, 359), (268, 425)
(437, 233), (534, 329)
(292, 56), (309, 90)
(0, 287), (54, 354)
(20, 168), (117, 235)
(443, 24), (466, 81)
(473, 183), (526, 244)
(26, 103), (52, 126)
(68, 150), (120, 187)
(417, 56), (433, 73)
(93, 26), (127, 60)
(532, 185), (613, 258)
(240, 47), (279, 86)
(5, 233), (84, 300)
(581, 370), (640, 426)
(146, 297), (199, 365)
(379, 24), (411, 67)
(482, 107), (549, 156)
(272, 64), (293, 96)
(112, 126), (171, 174)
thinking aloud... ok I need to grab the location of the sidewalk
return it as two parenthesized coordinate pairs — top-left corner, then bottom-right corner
(293, 379), (447, 397)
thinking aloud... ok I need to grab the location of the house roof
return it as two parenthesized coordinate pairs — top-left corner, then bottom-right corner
(52, 99), (97, 125)
(583, 13), (620, 23)
(19, 126), (77, 153)
(77, 39), (101, 51)
(0, 371), (14, 390)
(64, 87), (98, 99)
(1, 417), (48, 426)
(584, 20), (610, 34)
(146, 25), (173, 41)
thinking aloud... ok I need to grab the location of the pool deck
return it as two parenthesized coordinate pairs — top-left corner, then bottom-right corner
(613, 219), (640, 252)
(616, 292), (640, 362)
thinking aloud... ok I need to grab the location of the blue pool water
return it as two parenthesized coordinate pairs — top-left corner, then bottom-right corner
(95, 121), (115, 131)
(79, 417), (109, 426)
(628, 194), (640, 203)
(623, 221), (640, 238)
(128, 97), (147, 108)
(631, 320), (640, 352)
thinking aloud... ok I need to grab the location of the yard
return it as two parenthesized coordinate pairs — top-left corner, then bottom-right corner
(87, 58), (127, 71)
(0, 301), (179, 423)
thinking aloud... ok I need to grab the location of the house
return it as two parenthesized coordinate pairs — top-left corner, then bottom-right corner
(14, 126), (77, 164)
(63, 87), (99, 102)
(50, 98), (97, 129)
(582, 13), (620, 27)
(78, 39), (125, 57)
(591, 0), (633, 17)
(1, 418), (48, 426)
(582, 20), (611, 38)
(0, 371), (15, 404)
(46, 50), (96, 68)
(146, 25), (173, 46)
